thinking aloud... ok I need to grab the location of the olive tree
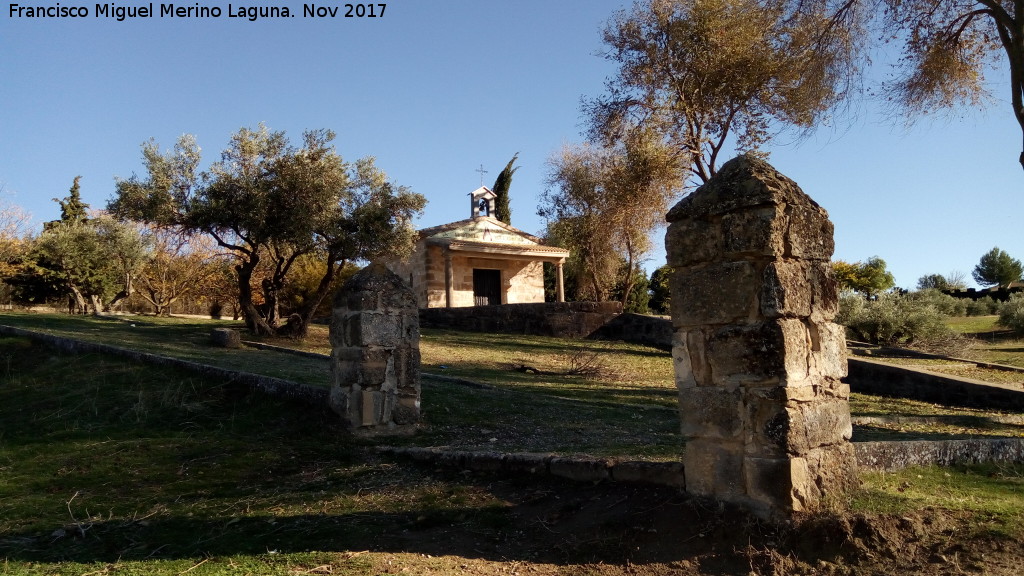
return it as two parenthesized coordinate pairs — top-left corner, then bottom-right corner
(540, 132), (682, 304)
(111, 126), (425, 337)
(32, 215), (149, 314)
(588, 0), (860, 185)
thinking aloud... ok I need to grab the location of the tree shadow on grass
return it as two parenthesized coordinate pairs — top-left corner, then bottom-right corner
(0, 471), (804, 575)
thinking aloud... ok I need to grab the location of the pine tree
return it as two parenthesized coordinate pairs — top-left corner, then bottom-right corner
(491, 153), (518, 225)
(973, 247), (1023, 290)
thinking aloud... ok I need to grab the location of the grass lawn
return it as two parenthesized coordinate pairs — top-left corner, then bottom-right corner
(3, 311), (1024, 449)
(945, 315), (1024, 369)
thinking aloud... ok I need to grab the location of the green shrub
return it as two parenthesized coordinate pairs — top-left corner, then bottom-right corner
(836, 292), (867, 331)
(966, 296), (999, 316)
(836, 292), (960, 351)
(997, 294), (1024, 334)
(907, 288), (967, 317)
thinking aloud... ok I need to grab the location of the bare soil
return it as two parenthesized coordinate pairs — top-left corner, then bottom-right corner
(348, 463), (1024, 575)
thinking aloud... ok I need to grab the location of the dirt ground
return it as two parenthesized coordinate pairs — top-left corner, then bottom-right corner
(341, 467), (1024, 576)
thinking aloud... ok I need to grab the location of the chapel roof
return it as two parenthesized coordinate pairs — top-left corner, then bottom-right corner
(416, 215), (545, 245)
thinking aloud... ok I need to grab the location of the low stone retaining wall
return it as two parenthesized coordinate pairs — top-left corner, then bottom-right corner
(0, 324), (328, 406)
(419, 301), (622, 338)
(381, 437), (1024, 482)
(588, 313), (673, 351)
(854, 438), (1024, 471)
(847, 357), (1024, 411)
(376, 446), (687, 486)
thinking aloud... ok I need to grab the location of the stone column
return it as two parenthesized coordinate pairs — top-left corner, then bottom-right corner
(665, 155), (855, 518)
(556, 261), (565, 303)
(444, 248), (454, 308)
(329, 262), (421, 432)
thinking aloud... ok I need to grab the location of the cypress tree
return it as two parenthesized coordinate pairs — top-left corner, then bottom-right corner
(58, 176), (89, 223)
(491, 153), (519, 225)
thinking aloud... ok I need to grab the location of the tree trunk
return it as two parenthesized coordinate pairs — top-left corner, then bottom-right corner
(620, 240), (636, 308)
(236, 260), (277, 336)
(288, 259), (345, 339)
(88, 294), (103, 315)
(68, 285), (88, 315)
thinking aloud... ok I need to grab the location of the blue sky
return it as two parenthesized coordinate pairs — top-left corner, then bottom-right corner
(1, 0), (1020, 290)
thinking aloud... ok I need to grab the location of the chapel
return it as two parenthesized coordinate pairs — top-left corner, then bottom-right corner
(386, 187), (569, 308)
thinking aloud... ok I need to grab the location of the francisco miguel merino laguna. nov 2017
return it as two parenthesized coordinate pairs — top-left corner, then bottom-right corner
(8, 3), (385, 21)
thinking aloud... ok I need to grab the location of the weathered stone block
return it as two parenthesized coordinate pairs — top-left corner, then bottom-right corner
(667, 156), (801, 222)
(611, 461), (686, 487)
(333, 347), (392, 388)
(672, 329), (704, 389)
(744, 456), (805, 513)
(549, 457), (612, 482)
(784, 204), (834, 261)
(683, 439), (744, 498)
(665, 216), (722, 267)
(789, 399), (854, 451)
(463, 451), (505, 471)
(744, 391), (791, 456)
(344, 291), (379, 312)
(210, 328), (241, 348)
(392, 394), (420, 425)
(678, 387), (743, 439)
(808, 261), (840, 320)
(504, 453), (551, 474)
(672, 262), (758, 327)
(347, 313), (404, 348)
(705, 319), (810, 385)
(809, 321), (848, 380)
(760, 260), (812, 318)
(804, 444), (858, 504)
(722, 206), (786, 258)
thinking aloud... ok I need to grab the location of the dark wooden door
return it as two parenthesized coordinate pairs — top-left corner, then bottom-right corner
(473, 269), (501, 306)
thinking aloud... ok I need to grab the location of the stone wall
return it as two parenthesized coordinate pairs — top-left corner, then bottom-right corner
(847, 357), (1024, 411)
(588, 313), (674, 351)
(419, 301), (622, 338)
(666, 155), (855, 518)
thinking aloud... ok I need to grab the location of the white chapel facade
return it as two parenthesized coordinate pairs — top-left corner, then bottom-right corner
(386, 187), (569, 308)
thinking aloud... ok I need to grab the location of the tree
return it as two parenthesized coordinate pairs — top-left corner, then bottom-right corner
(15, 181), (148, 313)
(612, 262), (651, 313)
(764, 0), (1024, 172)
(136, 225), (224, 316)
(587, 0), (857, 186)
(972, 246), (1023, 289)
(110, 126), (425, 337)
(833, 256), (896, 298)
(491, 153), (519, 225)
(917, 271), (968, 291)
(0, 197), (31, 279)
(874, 0), (1024, 172)
(31, 215), (149, 314)
(648, 264), (673, 315)
(540, 132), (682, 305)
(51, 176), (89, 226)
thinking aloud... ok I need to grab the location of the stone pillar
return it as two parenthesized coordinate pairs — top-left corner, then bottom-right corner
(665, 155), (855, 518)
(556, 262), (565, 303)
(444, 249), (454, 308)
(329, 262), (421, 431)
